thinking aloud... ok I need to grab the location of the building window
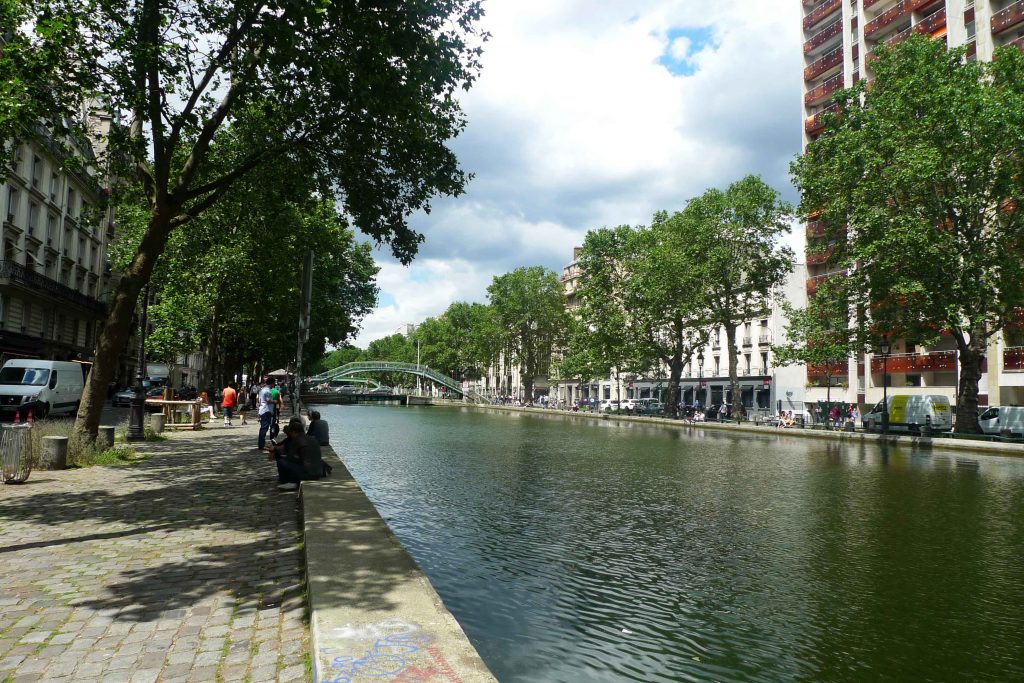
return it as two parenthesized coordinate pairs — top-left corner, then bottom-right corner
(6, 187), (19, 224)
(50, 172), (59, 201)
(966, 21), (975, 40)
(31, 155), (42, 188)
(714, 357), (721, 376)
(28, 202), (39, 237)
(906, 373), (922, 387)
(47, 214), (56, 244)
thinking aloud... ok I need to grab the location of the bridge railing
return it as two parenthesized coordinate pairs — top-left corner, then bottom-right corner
(306, 362), (487, 404)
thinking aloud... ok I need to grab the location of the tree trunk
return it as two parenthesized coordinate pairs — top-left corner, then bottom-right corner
(74, 204), (176, 441)
(726, 322), (741, 422)
(665, 351), (684, 418)
(954, 332), (985, 435)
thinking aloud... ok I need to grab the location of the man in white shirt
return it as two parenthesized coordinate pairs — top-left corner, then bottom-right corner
(257, 378), (276, 450)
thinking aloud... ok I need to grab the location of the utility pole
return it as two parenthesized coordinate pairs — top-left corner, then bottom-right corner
(295, 250), (314, 416)
(416, 338), (422, 397)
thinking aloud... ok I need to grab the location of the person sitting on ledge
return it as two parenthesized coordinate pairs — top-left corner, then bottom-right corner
(307, 410), (329, 447)
(266, 417), (326, 492)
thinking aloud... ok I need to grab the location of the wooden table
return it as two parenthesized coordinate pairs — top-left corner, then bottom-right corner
(145, 399), (202, 430)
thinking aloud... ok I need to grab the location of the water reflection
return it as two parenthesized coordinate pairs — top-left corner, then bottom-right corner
(325, 406), (1024, 683)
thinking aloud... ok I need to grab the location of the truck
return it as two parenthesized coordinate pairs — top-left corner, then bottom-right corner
(862, 394), (952, 434)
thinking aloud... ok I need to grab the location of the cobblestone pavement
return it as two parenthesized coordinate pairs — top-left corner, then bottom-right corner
(0, 423), (309, 683)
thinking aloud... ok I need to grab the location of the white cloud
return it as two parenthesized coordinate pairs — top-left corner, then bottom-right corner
(353, 0), (806, 347)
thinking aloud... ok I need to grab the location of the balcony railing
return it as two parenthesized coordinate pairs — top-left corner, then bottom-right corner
(887, 8), (946, 46)
(993, 0), (1024, 35)
(806, 269), (845, 295)
(1004, 346), (1024, 371)
(865, 0), (937, 38)
(806, 243), (836, 266)
(742, 336), (753, 346)
(805, 103), (842, 136)
(804, 0), (842, 30)
(805, 20), (843, 54)
(869, 350), (958, 373)
(804, 45), (843, 81)
(808, 362), (849, 379)
(0, 259), (105, 313)
(805, 73), (844, 106)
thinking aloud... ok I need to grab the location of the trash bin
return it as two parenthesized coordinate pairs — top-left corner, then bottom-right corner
(1, 423), (34, 484)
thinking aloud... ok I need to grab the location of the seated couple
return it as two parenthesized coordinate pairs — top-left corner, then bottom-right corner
(265, 417), (330, 492)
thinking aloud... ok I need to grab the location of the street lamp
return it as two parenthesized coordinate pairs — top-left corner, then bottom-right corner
(697, 350), (705, 410)
(126, 285), (150, 442)
(880, 332), (891, 435)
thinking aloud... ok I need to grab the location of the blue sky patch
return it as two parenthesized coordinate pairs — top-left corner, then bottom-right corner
(659, 26), (716, 76)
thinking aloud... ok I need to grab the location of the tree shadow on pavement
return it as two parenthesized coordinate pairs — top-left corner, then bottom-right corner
(0, 430), (408, 620)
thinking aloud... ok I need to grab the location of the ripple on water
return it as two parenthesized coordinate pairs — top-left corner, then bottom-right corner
(328, 406), (1024, 683)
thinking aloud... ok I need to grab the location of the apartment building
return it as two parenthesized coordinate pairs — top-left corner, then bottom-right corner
(801, 0), (1024, 408)
(550, 244), (810, 414)
(1, 127), (111, 367)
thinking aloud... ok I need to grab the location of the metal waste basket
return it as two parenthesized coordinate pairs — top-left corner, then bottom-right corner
(1, 423), (34, 484)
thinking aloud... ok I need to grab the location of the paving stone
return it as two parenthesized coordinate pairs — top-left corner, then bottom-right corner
(0, 427), (308, 683)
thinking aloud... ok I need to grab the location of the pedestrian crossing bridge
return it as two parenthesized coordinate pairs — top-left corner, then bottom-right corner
(305, 362), (487, 403)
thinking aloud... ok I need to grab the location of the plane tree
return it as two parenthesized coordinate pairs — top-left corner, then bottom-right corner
(4, 0), (486, 439)
(683, 176), (795, 421)
(791, 36), (1024, 433)
(487, 267), (567, 401)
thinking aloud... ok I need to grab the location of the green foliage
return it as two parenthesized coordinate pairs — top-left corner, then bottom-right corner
(791, 36), (1024, 431)
(487, 267), (567, 399)
(682, 175), (795, 415)
(309, 346), (365, 375)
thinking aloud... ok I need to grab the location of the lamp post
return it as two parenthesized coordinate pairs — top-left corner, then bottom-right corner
(880, 332), (891, 435)
(697, 350), (705, 411)
(126, 285), (150, 442)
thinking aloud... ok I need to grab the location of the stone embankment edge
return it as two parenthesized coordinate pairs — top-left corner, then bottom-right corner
(300, 446), (497, 683)
(437, 401), (1024, 458)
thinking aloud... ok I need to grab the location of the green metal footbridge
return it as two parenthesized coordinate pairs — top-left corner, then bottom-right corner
(305, 362), (487, 404)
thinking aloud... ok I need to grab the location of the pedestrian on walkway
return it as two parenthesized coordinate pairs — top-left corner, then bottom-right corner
(257, 378), (276, 450)
(221, 381), (238, 427)
(238, 388), (250, 425)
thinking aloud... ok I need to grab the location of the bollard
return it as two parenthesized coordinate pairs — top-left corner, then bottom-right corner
(98, 425), (116, 448)
(844, 420), (854, 432)
(40, 436), (69, 470)
(150, 413), (166, 433)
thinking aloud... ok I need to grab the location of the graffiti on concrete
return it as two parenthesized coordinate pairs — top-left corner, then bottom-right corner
(319, 620), (464, 683)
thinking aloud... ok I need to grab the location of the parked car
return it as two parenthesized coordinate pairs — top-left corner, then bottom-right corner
(620, 398), (638, 411)
(599, 399), (619, 412)
(863, 394), (952, 433)
(636, 398), (665, 415)
(978, 406), (1024, 436)
(111, 388), (136, 407)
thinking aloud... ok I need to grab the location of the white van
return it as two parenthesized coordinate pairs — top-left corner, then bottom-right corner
(0, 359), (87, 420)
(978, 406), (1024, 436)
(863, 394), (952, 433)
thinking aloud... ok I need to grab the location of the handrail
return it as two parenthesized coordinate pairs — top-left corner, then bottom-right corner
(307, 362), (487, 403)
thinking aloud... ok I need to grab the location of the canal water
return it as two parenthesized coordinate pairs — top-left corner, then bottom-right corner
(320, 405), (1024, 683)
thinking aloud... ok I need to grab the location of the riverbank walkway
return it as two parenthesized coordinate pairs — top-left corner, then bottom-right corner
(0, 424), (309, 683)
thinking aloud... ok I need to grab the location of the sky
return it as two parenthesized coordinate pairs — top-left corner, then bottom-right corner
(353, 0), (804, 347)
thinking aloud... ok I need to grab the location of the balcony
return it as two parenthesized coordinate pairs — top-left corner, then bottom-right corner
(887, 8), (947, 46)
(1004, 346), (1024, 371)
(1010, 34), (1024, 52)
(0, 260), (105, 313)
(806, 269), (845, 296)
(804, 0), (841, 30)
(806, 102), (839, 136)
(805, 73), (844, 106)
(759, 334), (771, 345)
(869, 350), (958, 373)
(806, 243), (836, 266)
(805, 20), (843, 54)
(865, 0), (938, 39)
(805, 46), (843, 81)
(993, 0), (1024, 35)
(808, 362), (849, 379)
(742, 336), (753, 347)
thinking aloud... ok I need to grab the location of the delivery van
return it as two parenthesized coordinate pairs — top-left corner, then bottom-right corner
(978, 406), (1024, 437)
(863, 394), (952, 434)
(0, 359), (87, 420)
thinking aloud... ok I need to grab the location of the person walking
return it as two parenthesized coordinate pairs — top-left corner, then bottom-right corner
(238, 386), (250, 425)
(257, 378), (276, 450)
(221, 381), (238, 427)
